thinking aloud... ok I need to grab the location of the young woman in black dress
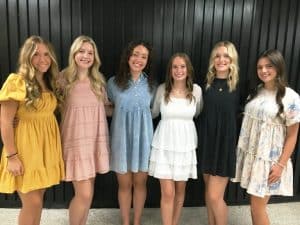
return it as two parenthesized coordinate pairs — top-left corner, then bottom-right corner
(198, 41), (239, 225)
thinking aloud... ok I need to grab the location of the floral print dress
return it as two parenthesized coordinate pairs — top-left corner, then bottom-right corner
(232, 86), (300, 197)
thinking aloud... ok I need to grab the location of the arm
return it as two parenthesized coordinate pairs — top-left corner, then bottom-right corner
(268, 123), (299, 184)
(1, 100), (24, 176)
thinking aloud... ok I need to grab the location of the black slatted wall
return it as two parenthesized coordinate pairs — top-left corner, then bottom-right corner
(0, 0), (300, 208)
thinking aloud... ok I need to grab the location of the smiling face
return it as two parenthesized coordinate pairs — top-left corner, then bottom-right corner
(257, 57), (277, 88)
(31, 43), (51, 75)
(171, 56), (187, 82)
(74, 42), (94, 70)
(213, 46), (231, 77)
(128, 45), (149, 77)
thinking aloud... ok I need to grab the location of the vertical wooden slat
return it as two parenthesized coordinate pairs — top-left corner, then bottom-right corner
(39, 0), (50, 39)
(18, 0), (29, 43)
(7, 0), (19, 71)
(28, 0), (39, 35)
(0, 0), (10, 81)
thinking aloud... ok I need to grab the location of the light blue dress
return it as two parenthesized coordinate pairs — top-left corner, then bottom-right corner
(107, 74), (154, 173)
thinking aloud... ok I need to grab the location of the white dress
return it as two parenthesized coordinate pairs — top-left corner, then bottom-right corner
(148, 83), (203, 181)
(231, 87), (300, 197)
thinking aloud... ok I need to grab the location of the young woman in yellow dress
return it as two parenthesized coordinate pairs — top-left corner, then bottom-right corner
(0, 36), (65, 225)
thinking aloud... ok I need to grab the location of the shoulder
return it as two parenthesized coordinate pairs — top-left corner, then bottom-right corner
(0, 73), (26, 101)
(157, 83), (166, 92)
(107, 76), (117, 87)
(282, 87), (300, 104)
(192, 84), (202, 97)
(285, 87), (299, 98)
(154, 83), (166, 98)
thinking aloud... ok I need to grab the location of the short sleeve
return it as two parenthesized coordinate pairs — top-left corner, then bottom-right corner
(107, 77), (115, 103)
(193, 84), (203, 117)
(151, 83), (165, 118)
(283, 88), (300, 126)
(0, 73), (26, 102)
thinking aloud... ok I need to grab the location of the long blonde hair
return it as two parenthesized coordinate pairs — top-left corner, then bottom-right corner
(59, 35), (106, 105)
(17, 35), (59, 107)
(206, 41), (239, 92)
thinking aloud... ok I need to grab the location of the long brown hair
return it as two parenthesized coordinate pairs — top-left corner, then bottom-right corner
(115, 40), (154, 91)
(164, 53), (194, 103)
(247, 49), (287, 116)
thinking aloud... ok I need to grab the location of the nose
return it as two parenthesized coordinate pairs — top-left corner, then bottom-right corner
(261, 66), (267, 72)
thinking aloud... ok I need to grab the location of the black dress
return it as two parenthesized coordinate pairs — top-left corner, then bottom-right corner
(198, 78), (239, 178)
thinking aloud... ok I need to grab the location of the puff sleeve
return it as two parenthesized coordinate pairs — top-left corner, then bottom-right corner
(0, 73), (26, 102)
(193, 84), (203, 117)
(151, 83), (165, 119)
(283, 87), (300, 126)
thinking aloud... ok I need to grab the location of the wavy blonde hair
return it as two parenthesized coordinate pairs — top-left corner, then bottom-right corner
(17, 35), (59, 107)
(58, 35), (106, 106)
(206, 41), (239, 92)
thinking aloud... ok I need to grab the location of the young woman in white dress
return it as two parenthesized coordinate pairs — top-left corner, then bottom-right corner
(149, 53), (203, 225)
(232, 49), (300, 225)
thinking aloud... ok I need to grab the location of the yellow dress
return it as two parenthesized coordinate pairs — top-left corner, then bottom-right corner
(0, 73), (65, 193)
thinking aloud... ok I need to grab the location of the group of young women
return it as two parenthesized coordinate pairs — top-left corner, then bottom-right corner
(0, 35), (299, 225)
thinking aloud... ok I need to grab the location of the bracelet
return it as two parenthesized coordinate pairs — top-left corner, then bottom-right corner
(6, 152), (18, 159)
(276, 162), (285, 169)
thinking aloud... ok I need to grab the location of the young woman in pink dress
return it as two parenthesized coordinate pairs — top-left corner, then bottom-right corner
(56, 35), (110, 225)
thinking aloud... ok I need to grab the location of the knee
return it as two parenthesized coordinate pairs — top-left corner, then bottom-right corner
(161, 187), (175, 202)
(133, 178), (147, 190)
(75, 190), (94, 203)
(206, 191), (221, 205)
(22, 195), (43, 209)
(119, 180), (133, 192)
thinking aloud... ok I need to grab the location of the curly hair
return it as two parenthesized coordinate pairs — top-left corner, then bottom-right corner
(17, 35), (59, 108)
(115, 40), (154, 91)
(164, 53), (194, 103)
(206, 41), (239, 92)
(57, 35), (106, 108)
(247, 49), (288, 117)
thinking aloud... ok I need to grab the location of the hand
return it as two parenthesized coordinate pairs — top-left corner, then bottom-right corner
(104, 101), (114, 117)
(7, 155), (24, 176)
(268, 163), (283, 184)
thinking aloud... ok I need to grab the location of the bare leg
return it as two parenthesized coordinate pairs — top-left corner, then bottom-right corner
(18, 189), (46, 225)
(69, 178), (95, 225)
(117, 172), (133, 225)
(133, 172), (148, 225)
(204, 174), (229, 225)
(172, 181), (186, 225)
(203, 174), (215, 225)
(250, 195), (270, 225)
(160, 179), (175, 225)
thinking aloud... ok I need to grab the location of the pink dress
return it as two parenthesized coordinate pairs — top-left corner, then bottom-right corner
(60, 79), (109, 181)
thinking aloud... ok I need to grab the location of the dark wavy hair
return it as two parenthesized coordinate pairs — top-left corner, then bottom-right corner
(164, 53), (194, 103)
(115, 40), (154, 91)
(247, 49), (288, 116)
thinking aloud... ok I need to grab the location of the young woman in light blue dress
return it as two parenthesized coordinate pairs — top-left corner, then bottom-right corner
(107, 41), (155, 225)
